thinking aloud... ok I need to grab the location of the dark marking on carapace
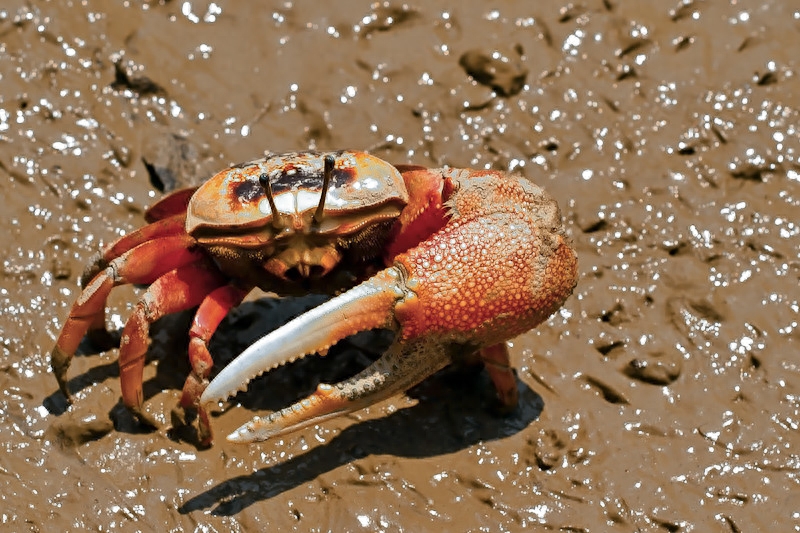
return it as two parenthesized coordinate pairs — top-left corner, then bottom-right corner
(225, 152), (361, 212)
(231, 177), (264, 204)
(267, 166), (357, 195)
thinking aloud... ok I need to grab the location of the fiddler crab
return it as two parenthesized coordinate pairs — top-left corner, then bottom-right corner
(52, 150), (578, 447)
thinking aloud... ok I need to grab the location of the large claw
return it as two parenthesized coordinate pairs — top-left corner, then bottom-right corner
(200, 267), (453, 442)
(201, 168), (579, 444)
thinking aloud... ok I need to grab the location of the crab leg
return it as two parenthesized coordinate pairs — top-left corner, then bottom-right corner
(77, 214), (188, 289)
(73, 215), (190, 349)
(143, 187), (198, 223)
(174, 283), (252, 445)
(52, 234), (203, 400)
(101, 214), (187, 265)
(479, 343), (519, 410)
(118, 258), (227, 426)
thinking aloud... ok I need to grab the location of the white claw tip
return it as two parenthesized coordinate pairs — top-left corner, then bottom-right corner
(226, 431), (244, 443)
(227, 426), (256, 443)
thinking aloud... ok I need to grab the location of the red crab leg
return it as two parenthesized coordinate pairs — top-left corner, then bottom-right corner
(51, 234), (202, 400)
(101, 213), (186, 265)
(175, 283), (252, 446)
(118, 259), (228, 427)
(143, 186), (198, 223)
(76, 214), (188, 340)
(479, 343), (519, 410)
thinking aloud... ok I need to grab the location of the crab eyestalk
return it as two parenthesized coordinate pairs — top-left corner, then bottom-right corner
(313, 154), (335, 225)
(258, 172), (284, 230)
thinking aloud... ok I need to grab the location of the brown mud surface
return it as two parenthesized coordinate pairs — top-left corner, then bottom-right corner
(2, 0), (799, 530)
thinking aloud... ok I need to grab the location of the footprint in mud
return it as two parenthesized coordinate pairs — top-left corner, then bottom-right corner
(45, 411), (115, 449)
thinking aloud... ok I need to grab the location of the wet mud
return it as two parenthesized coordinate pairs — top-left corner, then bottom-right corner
(1, 0), (799, 530)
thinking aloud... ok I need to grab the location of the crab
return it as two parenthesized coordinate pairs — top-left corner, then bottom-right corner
(52, 150), (577, 446)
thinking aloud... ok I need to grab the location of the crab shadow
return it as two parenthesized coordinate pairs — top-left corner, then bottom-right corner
(43, 294), (543, 515)
(180, 376), (542, 515)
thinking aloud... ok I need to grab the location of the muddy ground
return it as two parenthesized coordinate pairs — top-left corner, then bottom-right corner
(1, 0), (799, 531)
